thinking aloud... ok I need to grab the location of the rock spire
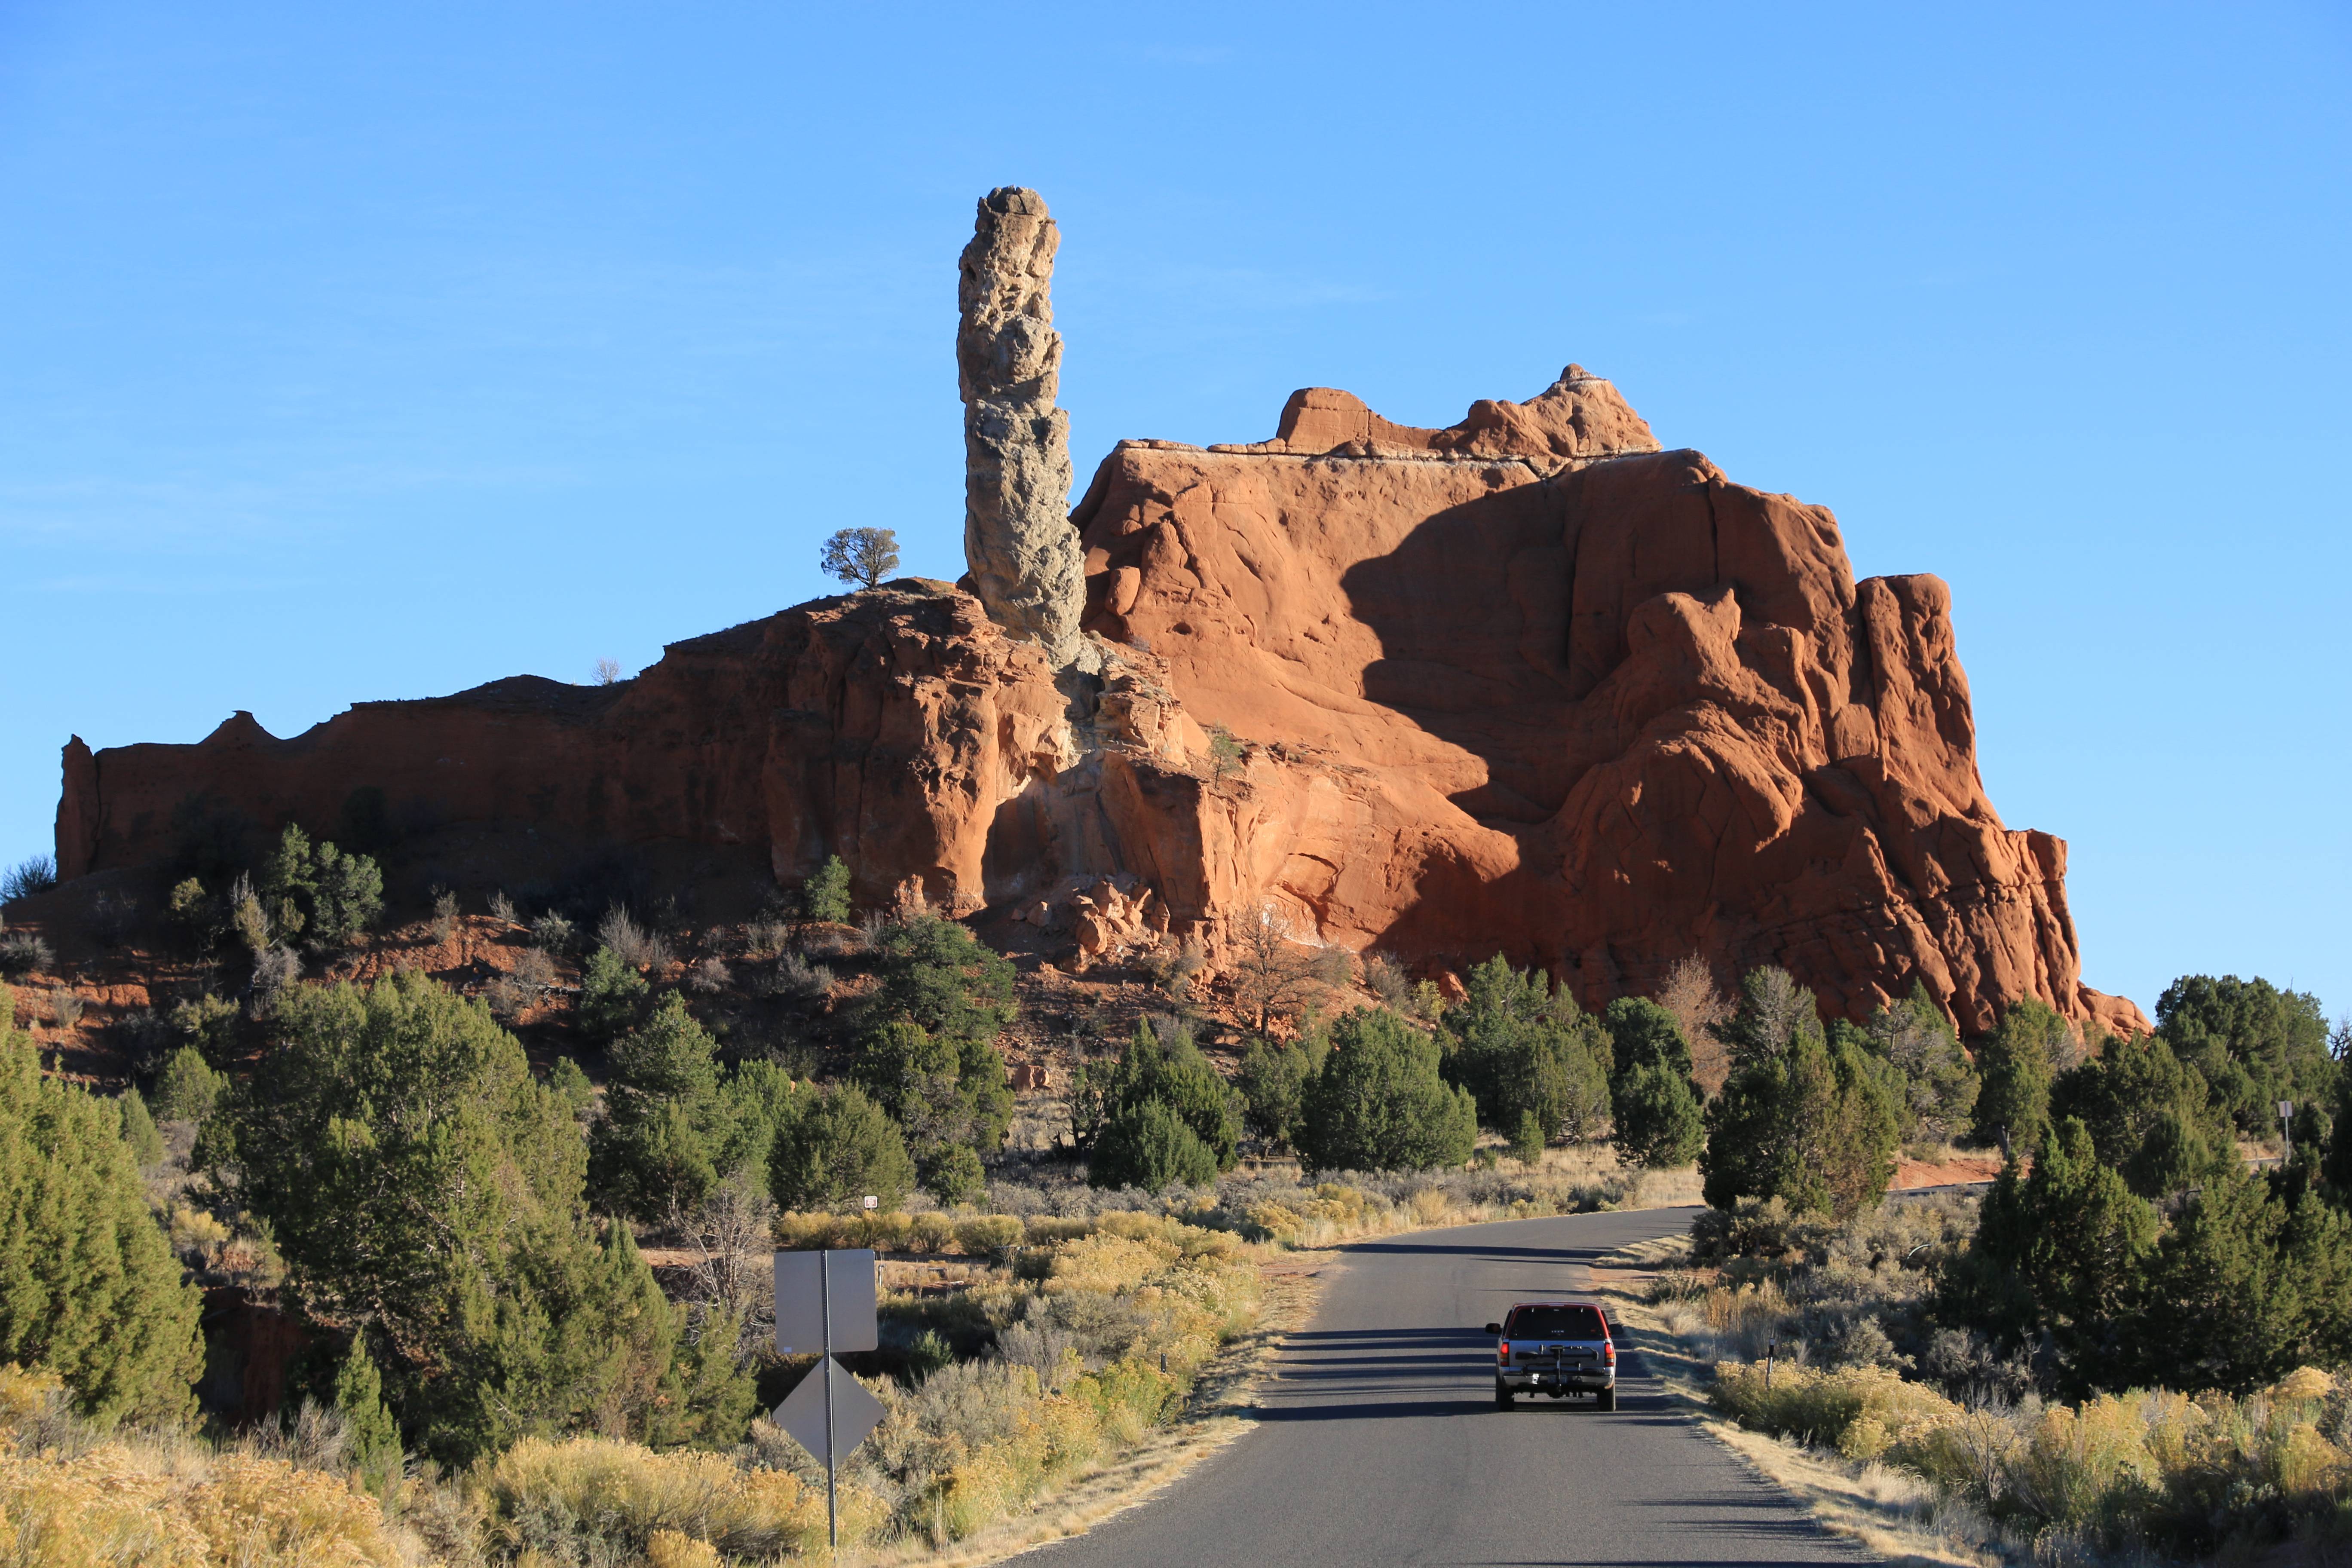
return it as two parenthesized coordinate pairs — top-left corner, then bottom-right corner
(957, 187), (1085, 668)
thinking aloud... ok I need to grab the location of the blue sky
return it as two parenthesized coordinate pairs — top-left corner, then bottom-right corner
(4, 1), (2346, 1020)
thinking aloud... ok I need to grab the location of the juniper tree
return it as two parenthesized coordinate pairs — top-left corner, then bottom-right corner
(0, 991), (204, 1426)
(819, 527), (900, 591)
(591, 992), (728, 1219)
(772, 1084), (914, 1213)
(1090, 1097), (1218, 1191)
(1605, 996), (1705, 1165)
(2156, 974), (2338, 1136)
(213, 971), (717, 1462)
(1972, 996), (2065, 1157)
(1297, 1008), (1478, 1173)
(800, 855), (853, 924)
(1440, 956), (1611, 1146)
(1700, 970), (1899, 1218)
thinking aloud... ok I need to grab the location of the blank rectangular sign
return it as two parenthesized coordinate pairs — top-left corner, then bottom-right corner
(774, 1249), (878, 1354)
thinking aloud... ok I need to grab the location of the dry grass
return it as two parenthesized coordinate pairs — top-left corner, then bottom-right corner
(1601, 1224), (2352, 1568)
(0, 1365), (416, 1568)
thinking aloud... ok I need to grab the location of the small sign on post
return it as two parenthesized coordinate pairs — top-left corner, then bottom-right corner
(773, 1249), (881, 1552)
(2279, 1100), (2296, 1159)
(863, 1194), (878, 1211)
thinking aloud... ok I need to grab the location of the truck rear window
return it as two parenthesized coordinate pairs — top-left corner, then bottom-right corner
(1506, 1305), (1606, 1340)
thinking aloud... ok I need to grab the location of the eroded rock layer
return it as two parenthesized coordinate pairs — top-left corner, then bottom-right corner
(53, 369), (2144, 1035)
(1071, 370), (2144, 1035)
(957, 187), (1085, 667)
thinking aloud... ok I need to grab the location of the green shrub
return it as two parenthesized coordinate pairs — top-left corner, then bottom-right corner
(1701, 969), (1899, 1219)
(166, 995), (239, 1066)
(578, 945), (651, 1041)
(0, 990), (204, 1425)
(1507, 1109), (1546, 1167)
(1441, 956), (1611, 1144)
(334, 1335), (404, 1492)
(1296, 1008), (1478, 1173)
(1089, 1098), (1218, 1191)
(800, 855), (852, 924)
(772, 1085), (913, 1213)
(151, 1045), (226, 1123)
(916, 1141), (987, 1207)
(217, 970), (711, 1463)
(1614, 1060), (1704, 1167)
(116, 1088), (166, 1170)
(257, 824), (383, 951)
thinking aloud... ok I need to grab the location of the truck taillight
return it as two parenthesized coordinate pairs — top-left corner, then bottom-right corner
(1497, 1340), (1510, 1366)
(1604, 1341), (1616, 1364)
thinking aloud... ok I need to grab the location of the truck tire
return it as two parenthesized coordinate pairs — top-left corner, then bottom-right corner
(1595, 1387), (1616, 1411)
(1494, 1381), (1515, 1410)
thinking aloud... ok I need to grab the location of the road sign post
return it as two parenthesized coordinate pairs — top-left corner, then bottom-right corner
(2280, 1099), (2296, 1160)
(774, 1249), (882, 1553)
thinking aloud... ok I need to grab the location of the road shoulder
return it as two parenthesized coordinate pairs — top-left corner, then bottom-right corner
(1593, 1235), (1997, 1568)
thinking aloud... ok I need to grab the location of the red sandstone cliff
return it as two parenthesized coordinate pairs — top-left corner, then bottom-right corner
(53, 368), (2147, 1036)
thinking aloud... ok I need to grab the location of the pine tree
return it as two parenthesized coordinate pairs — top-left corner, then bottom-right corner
(0, 991), (203, 1426)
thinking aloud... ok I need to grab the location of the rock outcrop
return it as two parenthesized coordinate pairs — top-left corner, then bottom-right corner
(1070, 372), (2148, 1037)
(49, 351), (2144, 1035)
(958, 187), (1085, 668)
(56, 587), (1191, 916)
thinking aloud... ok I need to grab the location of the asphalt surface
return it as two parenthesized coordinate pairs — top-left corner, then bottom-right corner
(1014, 1206), (1865, 1568)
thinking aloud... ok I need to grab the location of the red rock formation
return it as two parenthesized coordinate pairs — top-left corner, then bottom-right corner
(1071, 368), (2146, 1035)
(53, 369), (2146, 1035)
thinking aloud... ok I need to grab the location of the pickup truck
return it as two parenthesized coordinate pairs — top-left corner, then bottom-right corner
(1484, 1300), (1616, 1410)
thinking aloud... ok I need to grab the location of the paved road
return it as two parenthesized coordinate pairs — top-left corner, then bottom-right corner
(1016, 1207), (1864, 1568)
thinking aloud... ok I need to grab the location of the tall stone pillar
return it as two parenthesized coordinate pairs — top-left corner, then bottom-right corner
(958, 187), (1085, 668)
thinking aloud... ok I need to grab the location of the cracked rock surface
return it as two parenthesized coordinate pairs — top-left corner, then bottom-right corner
(958, 187), (1086, 668)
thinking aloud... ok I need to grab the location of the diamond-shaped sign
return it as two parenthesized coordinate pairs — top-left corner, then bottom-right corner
(773, 1357), (886, 1462)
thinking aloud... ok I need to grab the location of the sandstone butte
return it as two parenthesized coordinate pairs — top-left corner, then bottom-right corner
(50, 366), (2150, 1038)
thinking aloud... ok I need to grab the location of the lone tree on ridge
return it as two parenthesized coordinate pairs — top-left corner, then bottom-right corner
(821, 527), (900, 591)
